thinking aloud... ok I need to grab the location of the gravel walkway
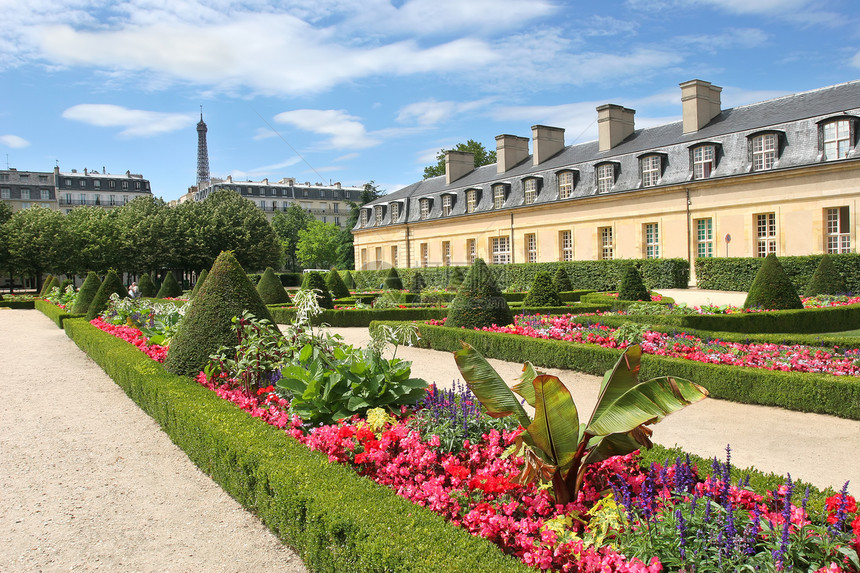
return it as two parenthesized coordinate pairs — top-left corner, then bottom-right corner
(0, 309), (306, 573)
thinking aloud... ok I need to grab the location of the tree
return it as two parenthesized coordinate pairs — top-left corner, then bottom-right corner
(3, 206), (66, 292)
(296, 220), (342, 269)
(59, 207), (123, 276)
(423, 139), (497, 179)
(271, 204), (314, 271)
(115, 196), (168, 275)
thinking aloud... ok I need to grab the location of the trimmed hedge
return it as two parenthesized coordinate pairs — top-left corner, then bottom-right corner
(270, 306), (449, 327)
(62, 318), (529, 572)
(523, 272), (562, 307)
(580, 293), (674, 311)
(139, 273), (158, 298)
(371, 322), (860, 420)
(0, 300), (35, 309)
(36, 299), (83, 327)
(247, 272), (303, 287)
(696, 253), (860, 292)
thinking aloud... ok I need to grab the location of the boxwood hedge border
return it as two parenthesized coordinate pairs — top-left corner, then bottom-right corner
(61, 317), (530, 573)
(0, 300), (35, 309)
(35, 299), (84, 327)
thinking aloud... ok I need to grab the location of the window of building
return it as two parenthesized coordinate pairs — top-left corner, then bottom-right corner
(79, 193), (86, 204)
(64, 178), (71, 186)
(260, 200), (267, 211)
(40, 189), (50, 200)
(421, 243), (429, 267)
(79, 180), (86, 188)
(0, 188), (9, 199)
(596, 164), (614, 193)
(492, 184), (506, 209)
(467, 239), (477, 265)
(109, 194), (116, 206)
(524, 178), (538, 204)
(375, 205), (384, 225)
(123, 195), (129, 205)
(19, 173), (29, 179)
(93, 180), (101, 189)
(693, 145), (716, 179)
(375, 247), (383, 270)
(121, 181), (128, 190)
(360, 248), (367, 269)
(94, 194), (101, 205)
(558, 171), (574, 199)
(442, 194), (453, 216)
(599, 226), (613, 260)
(41, 202), (50, 208)
(695, 218), (713, 258)
(755, 213), (777, 257)
(389, 202), (398, 222)
(751, 133), (778, 171)
(0, 173), (9, 181)
(491, 236), (511, 264)
(109, 180), (116, 189)
(20, 202), (30, 209)
(335, 216), (340, 225)
(20, 188), (30, 200)
(134, 181), (141, 190)
(360, 209), (368, 227)
(466, 189), (478, 213)
(826, 207), (851, 253)
(333, 203), (339, 213)
(526, 233), (537, 263)
(303, 188), (309, 197)
(644, 223), (660, 258)
(640, 156), (661, 188)
(442, 241), (451, 266)
(391, 245), (398, 268)
(420, 198), (431, 220)
(558, 230), (573, 261)
(39, 175), (48, 182)
(823, 120), (852, 161)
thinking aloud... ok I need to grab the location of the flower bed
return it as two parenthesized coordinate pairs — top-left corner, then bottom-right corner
(90, 317), (168, 362)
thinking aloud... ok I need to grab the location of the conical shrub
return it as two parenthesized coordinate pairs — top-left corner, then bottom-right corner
(41, 276), (59, 297)
(189, 269), (208, 299)
(617, 265), (651, 302)
(382, 267), (403, 290)
(86, 270), (127, 320)
(446, 267), (465, 291)
(138, 273), (157, 298)
(524, 271), (562, 307)
(156, 271), (182, 299)
(447, 258), (513, 329)
(72, 271), (101, 315)
(300, 271), (334, 309)
(744, 253), (803, 310)
(326, 269), (351, 299)
(257, 267), (291, 304)
(805, 254), (846, 296)
(165, 251), (276, 377)
(554, 266), (573, 292)
(39, 275), (55, 296)
(410, 272), (426, 294)
(343, 270), (355, 289)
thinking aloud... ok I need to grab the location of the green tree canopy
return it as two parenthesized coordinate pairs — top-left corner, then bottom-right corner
(3, 206), (65, 290)
(271, 204), (314, 271)
(296, 220), (342, 269)
(423, 140), (497, 179)
(199, 189), (281, 272)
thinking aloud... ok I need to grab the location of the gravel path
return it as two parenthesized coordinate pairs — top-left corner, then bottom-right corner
(0, 309), (306, 573)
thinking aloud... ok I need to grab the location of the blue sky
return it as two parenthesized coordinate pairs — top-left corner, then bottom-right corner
(1, 0), (858, 202)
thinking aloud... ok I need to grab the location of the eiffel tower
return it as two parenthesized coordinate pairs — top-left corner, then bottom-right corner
(196, 107), (210, 186)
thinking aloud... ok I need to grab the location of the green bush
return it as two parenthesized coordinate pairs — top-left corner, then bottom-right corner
(382, 267), (403, 290)
(36, 299), (82, 327)
(805, 254), (846, 296)
(523, 271), (562, 307)
(696, 253), (860, 292)
(447, 259), (513, 329)
(156, 271), (183, 299)
(71, 271), (101, 315)
(300, 271), (334, 309)
(269, 306), (448, 326)
(59, 278), (74, 292)
(86, 270), (127, 320)
(342, 270), (356, 289)
(553, 267), (573, 292)
(63, 318), (531, 573)
(410, 272), (426, 294)
(138, 273), (158, 298)
(447, 267), (465, 291)
(744, 254), (803, 310)
(326, 268), (351, 299)
(257, 267), (291, 305)
(39, 275), (55, 297)
(189, 268), (208, 299)
(617, 265), (651, 302)
(0, 300), (35, 309)
(164, 251), (275, 377)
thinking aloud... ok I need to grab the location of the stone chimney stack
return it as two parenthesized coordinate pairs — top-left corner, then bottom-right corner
(495, 134), (530, 173)
(680, 79), (722, 134)
(445, 150), (474, 185)
(532, 125), (565, 165)
(597, 104), (636, 152)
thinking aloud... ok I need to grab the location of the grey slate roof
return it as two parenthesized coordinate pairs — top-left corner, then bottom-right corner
(356, 80), (860, 230)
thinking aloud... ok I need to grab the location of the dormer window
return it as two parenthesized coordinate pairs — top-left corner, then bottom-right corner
(466, 189), (478, 213)
(360, 209), (368, 227)
(390, 202), (400, 222)
(750, 132), (779, 171)
(822, 119), (853, 161)
(596, 163), (616, 193)
(640, 155), (661, 187)
(442, 194), (454, 216)
(558, 171), (575, 199)
(420, 198), (431, 220)
(374, 205), (384, 225)
(492, 184), (507, 209)
(523, 178), (538, 204)
(692, 144), (716, 179)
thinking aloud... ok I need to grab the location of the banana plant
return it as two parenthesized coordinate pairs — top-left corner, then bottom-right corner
(453, 343), (709, 504)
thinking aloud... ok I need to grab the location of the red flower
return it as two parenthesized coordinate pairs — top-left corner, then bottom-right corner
(446, 464), (470, 480)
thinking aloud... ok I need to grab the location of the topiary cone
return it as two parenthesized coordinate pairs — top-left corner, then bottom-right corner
(383, 267), (403, 290)
(524, 271), (562, 307)
(342, 270), (355, 290)
(300, 271), (334, 309)
(805, 254), (846, 296)
(156, 271), (182, 299)
(138, 273), (157, 298)
(164, 251), (276, 377)
(189, 269), (208, 299)
(744, 253), (803, 310)
(39, 275), (55, 297)
(72, 271), (102, 315)
(617, 265), (651, 302)
(446, 267), (465, 291)
(326, 268), (351, 300)
(554, 266), (573, 292)
(447, 258), (513, 329)
(86, 270), (127, 320)
(257, 267), (291, 304)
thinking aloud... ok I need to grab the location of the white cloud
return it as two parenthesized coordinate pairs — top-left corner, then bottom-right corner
(61, 104), (195, 137)
(0, 134), (30, 148)
(252, 128), (278, 141)
(334, 153), (359, 162)
(852, 51), (860, 68)
(396, 98), (494, 126)
(676, 28), (769, 52)
(273, 109), (380, 149)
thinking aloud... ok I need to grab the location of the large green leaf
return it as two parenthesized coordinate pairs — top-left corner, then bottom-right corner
(512, 362), (539, 407)
(526, 375), (580, 470)
(454, 342), (531, 428)
(587, 345), (643, 428)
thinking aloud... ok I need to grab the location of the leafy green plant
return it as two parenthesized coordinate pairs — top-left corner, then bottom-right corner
(454, 343), (709, 504)
(45, 284), (78, 308)
(611, 322), (648, 345)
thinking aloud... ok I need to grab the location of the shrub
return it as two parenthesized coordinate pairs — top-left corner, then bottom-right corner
(39, 275), (55, 297)
(553, 266), (572, 292)
(523, 271), (562, 307)
(696, 253), (860, 292)
(446, 258), (513, 329)
(300, 271), (334, 309)
(59, 278), (74, 292)
(342, 270), (355, 289)
(744, 254), (803, 310)
(71, 271), (102, 315)
(411, 272), (426, 294)
(138, 273), (158, 298)
(383, 267), (403, 290)
(805, 254), (846, 296)
(617, 265), (651, 301)
(86, 270), (127, 320)
(257, 267), (291, 305)
(189, 268), (208, 299)
(156, 271), (182, 299)
(326, 268), (351, 299)
(447, 267), (465, 291)
(164, 251), (276, 377)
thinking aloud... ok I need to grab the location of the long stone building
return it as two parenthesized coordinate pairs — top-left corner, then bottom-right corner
(352, 79), (860, 282)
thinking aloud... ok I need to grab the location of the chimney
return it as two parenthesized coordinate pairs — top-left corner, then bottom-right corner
(262, 178), (268, 184)
(531, 125), (565, 165)
(495, 134), (530, 173)
(226, 175), (232, 183)
(597, 104), (635, 152)
(83, 168), (88, 175)
(445, 150), (474, 184)
(680, 79), (722, 134)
